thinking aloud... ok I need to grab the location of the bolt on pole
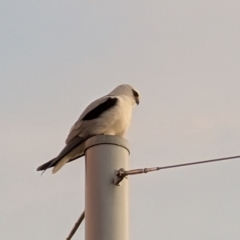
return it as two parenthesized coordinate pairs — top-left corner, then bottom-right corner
(84, 135), (130, 240)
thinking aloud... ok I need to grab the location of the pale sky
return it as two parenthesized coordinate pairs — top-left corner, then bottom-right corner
(1, 1), (240, 239)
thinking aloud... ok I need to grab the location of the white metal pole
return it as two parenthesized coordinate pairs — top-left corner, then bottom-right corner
(84, 135), (130, 240)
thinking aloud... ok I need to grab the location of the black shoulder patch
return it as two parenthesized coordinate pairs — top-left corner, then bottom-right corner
(82, 98), (118, 120)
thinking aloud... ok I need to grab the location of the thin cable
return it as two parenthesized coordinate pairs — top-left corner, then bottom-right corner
(66, 211), (85, 240)
(115, 154), (240, 185)
(158, 154), (240, 170)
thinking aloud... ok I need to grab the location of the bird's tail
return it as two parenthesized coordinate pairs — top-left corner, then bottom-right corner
(37, 159), (56, 171)
(52, 156), (70, 174)
(36, 155), (81, 173)
(36, 136), (87, 174)
(36, 156), (71, 174)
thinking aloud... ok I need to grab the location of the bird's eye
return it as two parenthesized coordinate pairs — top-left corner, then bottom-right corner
(132, 89), (139, 97)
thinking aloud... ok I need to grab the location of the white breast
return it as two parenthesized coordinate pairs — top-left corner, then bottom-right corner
(110, 95), (133, 137)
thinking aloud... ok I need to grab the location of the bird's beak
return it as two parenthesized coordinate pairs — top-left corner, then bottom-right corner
(135, 97), (140, 105)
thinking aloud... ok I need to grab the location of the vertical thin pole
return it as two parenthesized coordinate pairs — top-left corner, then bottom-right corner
(84, 135), (130, 240)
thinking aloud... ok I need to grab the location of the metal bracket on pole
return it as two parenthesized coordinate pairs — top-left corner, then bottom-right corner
(84, 135), (130, 240)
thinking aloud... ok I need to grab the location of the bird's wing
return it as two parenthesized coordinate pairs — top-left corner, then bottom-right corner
(65, 96), (118, 143)
(37, 96), (119, 173)
(36, 136), (87, 171)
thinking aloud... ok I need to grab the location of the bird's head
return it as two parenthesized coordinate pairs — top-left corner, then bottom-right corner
(109, 84), (140, 106)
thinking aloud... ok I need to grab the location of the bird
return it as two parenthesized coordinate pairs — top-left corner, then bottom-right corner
(36, 84), (140, 174)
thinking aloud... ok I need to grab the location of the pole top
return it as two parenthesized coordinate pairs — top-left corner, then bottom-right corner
(84, 135), (130, 154)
